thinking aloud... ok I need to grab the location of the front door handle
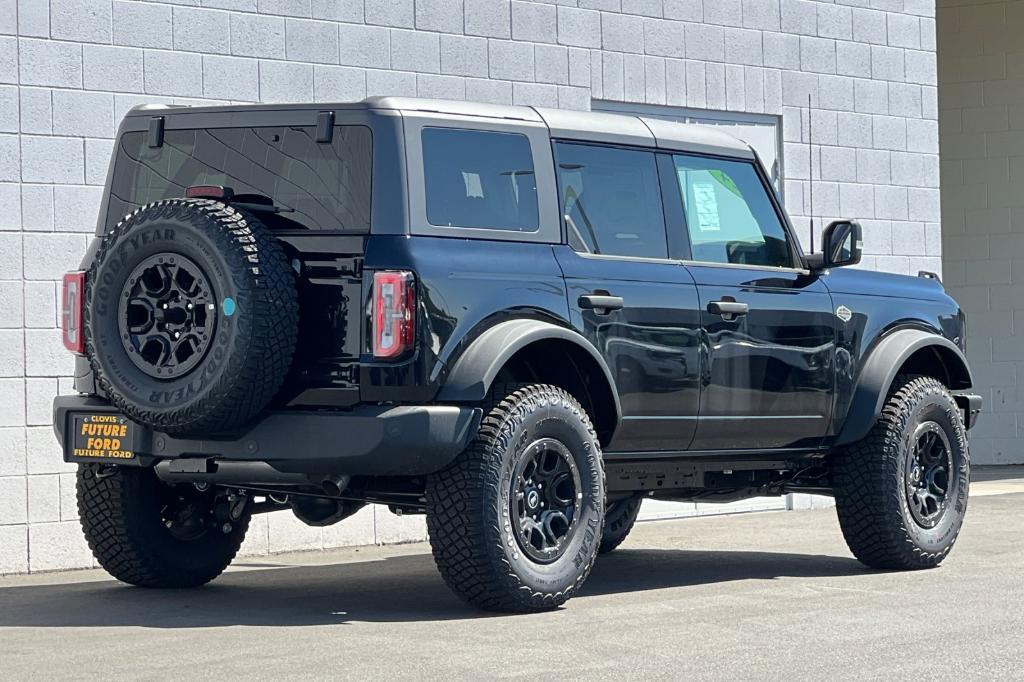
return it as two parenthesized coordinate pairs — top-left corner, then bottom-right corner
(579, 294), (624, 312)
(707, 300), (749, 317)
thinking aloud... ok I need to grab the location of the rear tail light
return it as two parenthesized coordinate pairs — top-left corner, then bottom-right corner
(61, 271), (85, 354)
(372, 271), (415, 359)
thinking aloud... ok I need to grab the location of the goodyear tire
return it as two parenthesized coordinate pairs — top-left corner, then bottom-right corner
(85, 199), (298, 436)
(425, 384), (605, 612)
(833, 375), (970, 570)
(599, 494), (643, 554)
(78, 464), (249, 587)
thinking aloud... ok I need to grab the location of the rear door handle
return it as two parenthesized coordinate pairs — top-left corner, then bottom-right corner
(707, 300), (749, 317)
(579, 294), (624, 312)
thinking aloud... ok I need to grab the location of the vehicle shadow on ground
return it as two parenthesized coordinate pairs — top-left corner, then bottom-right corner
(0, 548), (866, 628)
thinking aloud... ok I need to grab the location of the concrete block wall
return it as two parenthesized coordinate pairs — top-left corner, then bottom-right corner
(938, 0), (1024, 464)
(0, 0), (938, 574)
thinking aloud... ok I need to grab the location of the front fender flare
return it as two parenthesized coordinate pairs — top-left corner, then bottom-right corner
(835, 328), (973, 446)
(437, 319), (622, 420)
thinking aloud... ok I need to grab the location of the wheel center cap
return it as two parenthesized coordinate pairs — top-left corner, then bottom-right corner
(526, 490), (540, 510)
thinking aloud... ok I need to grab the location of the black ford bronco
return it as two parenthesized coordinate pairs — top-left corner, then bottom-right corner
(54, 97), (982, 612)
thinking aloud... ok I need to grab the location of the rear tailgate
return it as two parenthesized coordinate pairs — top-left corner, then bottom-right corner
(280, 234), (365, 407)
(99, 115), (374, 407)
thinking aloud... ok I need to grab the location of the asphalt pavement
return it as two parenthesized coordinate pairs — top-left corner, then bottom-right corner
(2, 467), (1022, 680)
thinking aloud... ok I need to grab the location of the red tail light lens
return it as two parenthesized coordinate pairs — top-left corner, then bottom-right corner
(61, 271), (86, 354)
(372, 271), (416, 359)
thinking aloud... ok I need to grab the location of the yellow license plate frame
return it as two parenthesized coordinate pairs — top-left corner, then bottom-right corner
(68, 413), (137, 461)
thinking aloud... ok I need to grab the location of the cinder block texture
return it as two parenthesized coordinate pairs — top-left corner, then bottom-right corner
(939, 0), (1023, 465)
(0, 0), (943, 574)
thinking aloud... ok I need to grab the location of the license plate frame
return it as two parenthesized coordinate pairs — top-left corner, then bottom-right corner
(67, 413), (139, 462)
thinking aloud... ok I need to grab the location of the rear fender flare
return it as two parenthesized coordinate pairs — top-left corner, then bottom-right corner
(835, 328), (973, 446)
(438, 318), (622, 422)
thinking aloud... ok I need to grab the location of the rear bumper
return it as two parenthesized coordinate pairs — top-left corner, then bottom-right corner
(954, 393), (983, 430)
(54, 395), (481, 476)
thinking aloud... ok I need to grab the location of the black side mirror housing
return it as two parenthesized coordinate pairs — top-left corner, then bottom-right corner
(807, 220), (862, 271)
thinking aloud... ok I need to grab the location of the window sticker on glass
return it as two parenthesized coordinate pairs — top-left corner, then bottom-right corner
(691, 182), (721, 232)
(673, 154), (792, 268)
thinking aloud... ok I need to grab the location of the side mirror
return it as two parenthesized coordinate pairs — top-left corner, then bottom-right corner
(808, 220), (862, 270)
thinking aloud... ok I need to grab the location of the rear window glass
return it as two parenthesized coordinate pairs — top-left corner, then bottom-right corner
(421, 127), (539, 232)
(107, 125), (372, 231)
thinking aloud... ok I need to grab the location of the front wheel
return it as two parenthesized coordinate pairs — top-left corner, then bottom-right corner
(78, 464), (250, 587)
(426, 384), (605, 612)
(832, 375), (969, 570)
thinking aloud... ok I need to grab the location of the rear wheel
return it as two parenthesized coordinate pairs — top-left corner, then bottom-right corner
(599, 494), (643, 554)
(426, 384), (605, 612)
(832, 375), (969, 570)
(78, 464), (250, 587)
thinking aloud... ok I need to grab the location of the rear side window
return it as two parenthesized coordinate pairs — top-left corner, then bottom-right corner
(107, 125), (372, 232)
(672, 154), (792, 268)
(421, 127), (539, 231)
(556, 143), (668, 259)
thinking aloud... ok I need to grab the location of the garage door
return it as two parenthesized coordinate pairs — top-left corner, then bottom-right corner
(591, 101), (790, 522)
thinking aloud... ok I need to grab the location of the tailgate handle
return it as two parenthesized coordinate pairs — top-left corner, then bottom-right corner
(579, 294), (624, 312)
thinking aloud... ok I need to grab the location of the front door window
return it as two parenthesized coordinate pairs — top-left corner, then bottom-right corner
(672, 154), (792, 268)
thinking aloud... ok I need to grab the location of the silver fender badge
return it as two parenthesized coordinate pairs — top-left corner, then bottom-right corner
(836, 305), (853, 323)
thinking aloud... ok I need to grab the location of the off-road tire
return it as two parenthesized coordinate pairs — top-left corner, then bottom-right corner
(599, 494), (643, 554)
(77, 464), (249, 587)
(425, 384), (606, 612)
(832, 374), (969, 570)
(85, 198), (298, 436)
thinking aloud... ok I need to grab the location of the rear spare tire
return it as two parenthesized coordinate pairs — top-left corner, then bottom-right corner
(85, 199), (298, 436)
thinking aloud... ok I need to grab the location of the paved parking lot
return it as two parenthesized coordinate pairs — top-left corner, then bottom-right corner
(2, 470), (1022, 680)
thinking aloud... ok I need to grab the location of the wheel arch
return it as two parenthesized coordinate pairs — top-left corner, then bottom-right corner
(835, 328), (973, 447)
(438, 319), (621, 445)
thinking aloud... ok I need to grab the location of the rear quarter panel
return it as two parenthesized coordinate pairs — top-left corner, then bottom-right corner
(359, 235), (570, 402)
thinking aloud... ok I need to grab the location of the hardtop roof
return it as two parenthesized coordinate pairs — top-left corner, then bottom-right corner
(125, 96), (755, 159)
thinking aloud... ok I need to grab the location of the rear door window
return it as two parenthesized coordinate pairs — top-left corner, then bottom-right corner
(555, 142), (668, 260)
(421, 127), (539, 232)
(672, 154), (792, 268)
(107, 125), (373, 232)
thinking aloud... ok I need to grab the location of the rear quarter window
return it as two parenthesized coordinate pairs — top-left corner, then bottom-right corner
(106, 125), (372, 232)
(421, 127), (539, 232)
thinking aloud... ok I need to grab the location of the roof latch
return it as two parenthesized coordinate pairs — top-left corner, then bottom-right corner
(316, 111), (334, 143)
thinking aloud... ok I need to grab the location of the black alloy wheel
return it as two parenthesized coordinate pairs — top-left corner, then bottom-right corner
(511, 438), (583, 564)
(905, 421), (953, 529)
(118, 253), (217, 379)
(159, 483), (220, 542)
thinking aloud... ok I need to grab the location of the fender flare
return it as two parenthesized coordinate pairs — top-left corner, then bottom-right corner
(835, 328), (973, 446)
(437, 318), (622, 422)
